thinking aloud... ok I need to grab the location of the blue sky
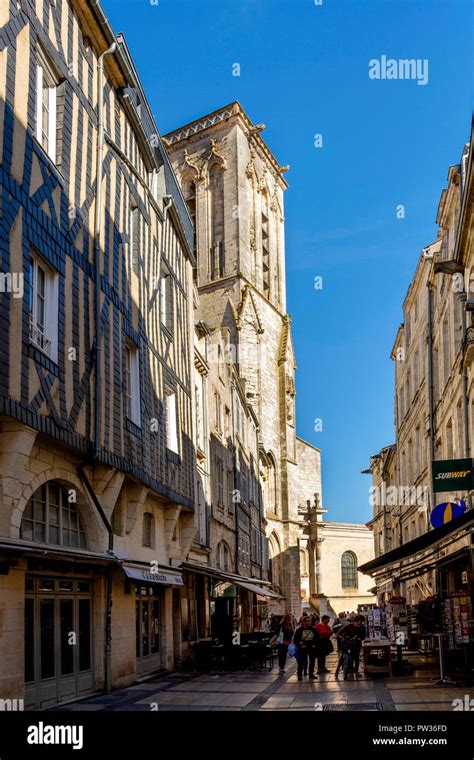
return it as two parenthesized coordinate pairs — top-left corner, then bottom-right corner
(102, 0), (472, 523)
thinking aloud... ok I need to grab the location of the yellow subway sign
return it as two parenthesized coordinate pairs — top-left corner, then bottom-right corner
(432, 458), (474, 494)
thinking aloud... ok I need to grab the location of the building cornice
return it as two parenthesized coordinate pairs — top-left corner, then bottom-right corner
(163, 101), (289, 188)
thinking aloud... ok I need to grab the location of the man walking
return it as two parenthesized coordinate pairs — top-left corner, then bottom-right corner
(293, 615), (320, 681)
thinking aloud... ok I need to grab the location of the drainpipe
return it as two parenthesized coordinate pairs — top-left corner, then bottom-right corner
(91, 41), (116, 696)
(230, 383), (239, 572)
(459, 294), (471, 457)
(255, 422), (264, 581)
(77, 464), (114, 695)
(460, 294), (473, 512)
(94, 41), (117, 461)
(427, 284), (436, 531)
(163, 195), (173, 221)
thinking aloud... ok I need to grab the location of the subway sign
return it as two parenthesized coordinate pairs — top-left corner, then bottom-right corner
(432, 458), (474, 494)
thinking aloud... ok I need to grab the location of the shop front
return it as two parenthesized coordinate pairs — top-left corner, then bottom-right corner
(210, 575), (283, 642)
(437, 549), (473, 674)
(24, 571), (95, 709)
(0, 545), (114, 711)
(359, 510), (474, 679)
(211, 580), (238, 643)
(121, 563), (184, 678)
(181, 562), (283, 655)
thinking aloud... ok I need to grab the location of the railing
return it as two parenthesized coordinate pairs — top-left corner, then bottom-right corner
(29, 320), (51, 355)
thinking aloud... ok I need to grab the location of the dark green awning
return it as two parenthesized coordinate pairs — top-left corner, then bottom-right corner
(358, 510), (474, 575)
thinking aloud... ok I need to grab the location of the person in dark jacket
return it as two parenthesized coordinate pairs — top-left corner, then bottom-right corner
(293, 616), (319, 681)
(277, 613), (295, 674)
(332, 612), (349, 652)
(335, 614), (367, 679)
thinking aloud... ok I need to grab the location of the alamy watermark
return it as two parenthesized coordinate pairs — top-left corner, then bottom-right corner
(369, 55), (429, 86)
(0, 271), (24, 298)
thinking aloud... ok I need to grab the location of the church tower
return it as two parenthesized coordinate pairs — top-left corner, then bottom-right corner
(164, 102), (320, 614)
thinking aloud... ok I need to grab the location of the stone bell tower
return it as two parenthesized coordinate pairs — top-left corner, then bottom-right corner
(164, 103), (320, 615)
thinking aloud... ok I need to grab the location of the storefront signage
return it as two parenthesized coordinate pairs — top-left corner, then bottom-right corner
(430, 500), (466, 528)
(122, 565), (184, 586)
(432, 458), (473, 494)
(142, 570), (183, 585)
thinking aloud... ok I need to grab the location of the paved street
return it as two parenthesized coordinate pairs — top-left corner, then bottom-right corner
(52, 650), (473, 713)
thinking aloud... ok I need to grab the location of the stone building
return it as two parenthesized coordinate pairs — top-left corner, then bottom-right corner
(179, 302), (276, 656)
(0, 0), (197, 707)
(361, 128), (474, 608)
(364, 443), (398, 558)
(163, 103), (373, 618)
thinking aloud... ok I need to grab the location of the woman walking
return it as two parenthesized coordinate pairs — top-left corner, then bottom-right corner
(277, 613), (295, 674)
(315, 615), (334, 674)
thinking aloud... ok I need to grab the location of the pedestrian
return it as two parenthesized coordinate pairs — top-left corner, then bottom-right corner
(316, 615), (334, 674)
(332, 612), (349, 652)
(277, 613), (295, 674)
(293, 615), (319, 681)
(335, 614), (367, 679)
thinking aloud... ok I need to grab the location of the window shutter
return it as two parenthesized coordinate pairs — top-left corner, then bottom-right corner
(166, 274), (173, 330)
(48, 85), (57, 161)
(131, 207), (140, 274)
(55, 80), (66, 167)
(35, 65), (43, 143)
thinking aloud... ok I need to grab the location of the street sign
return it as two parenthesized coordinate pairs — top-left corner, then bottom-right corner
(430, 500), (466, 528)
(431, 458), (473, 494)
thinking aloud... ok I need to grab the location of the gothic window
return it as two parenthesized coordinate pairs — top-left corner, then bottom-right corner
(21, 483), (87, 548)
(341, 551), (358, 589)
(184, 180), (197, 276)
(265, 454), (277, 516)
(261, 193), (270, 298)
(209, 165), (224, 279)
(185, 180), (197, 229)
(268, 533), (282, 591)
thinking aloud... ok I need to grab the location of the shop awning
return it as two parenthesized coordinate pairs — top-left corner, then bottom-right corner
(358, 510), (474, 575)
(228, 579), (283, 599)
(182, 562), (284, 599)
(0, 540), (117, 566)
(122, 563), (184, 586)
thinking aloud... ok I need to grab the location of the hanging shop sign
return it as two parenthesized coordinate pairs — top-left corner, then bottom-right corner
(432, 458), (473, 494)
(430, 500), (467, 528)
